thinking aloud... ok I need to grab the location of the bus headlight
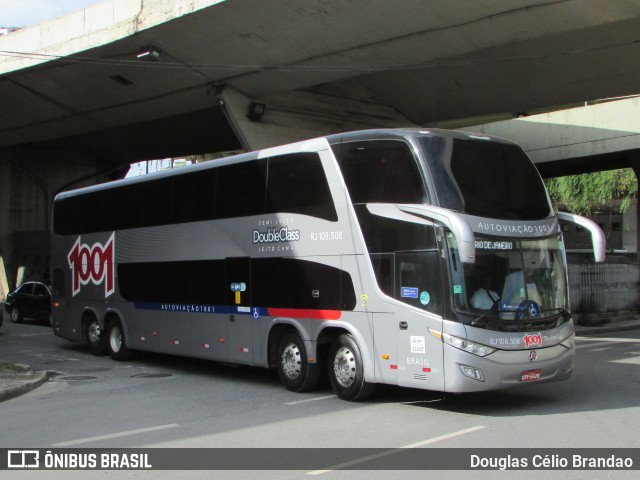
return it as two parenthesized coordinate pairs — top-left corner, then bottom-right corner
(442, 333), (496, 357)
(560, 334), (575, 349)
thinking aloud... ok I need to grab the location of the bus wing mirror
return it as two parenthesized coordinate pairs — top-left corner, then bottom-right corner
(397, 204), (476, 264)
(557, 211), (606, 263)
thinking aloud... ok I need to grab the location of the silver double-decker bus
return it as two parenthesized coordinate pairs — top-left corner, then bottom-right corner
(51, 129), (604, 401)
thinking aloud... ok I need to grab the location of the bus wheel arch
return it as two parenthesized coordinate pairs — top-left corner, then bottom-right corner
(270, 325), (320, 393)
(83, 311), (107, 356)
(105, 314), (134, 361)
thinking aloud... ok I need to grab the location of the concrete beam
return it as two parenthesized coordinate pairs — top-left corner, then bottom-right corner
(218, 87), (414, 150)
(0, 0), (224, 74)
(465, 97), (640, 167)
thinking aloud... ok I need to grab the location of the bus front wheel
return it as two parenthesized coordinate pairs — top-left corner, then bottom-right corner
(328, 334), (375, 401)
(277, 332), (320, 392)
(107, 319), (133, 361)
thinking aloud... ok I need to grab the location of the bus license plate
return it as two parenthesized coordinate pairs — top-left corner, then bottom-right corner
(520, 369), (542, 382)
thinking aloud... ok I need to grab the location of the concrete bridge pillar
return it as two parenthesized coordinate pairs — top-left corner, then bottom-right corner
(0, 145), (124, 300)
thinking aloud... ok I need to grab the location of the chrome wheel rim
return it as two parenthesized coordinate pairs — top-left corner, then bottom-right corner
(333, 346), (356, 388)
(281, 342), (302, 380)
(88, 322), (101, 344)
(109, 325), (122, 353)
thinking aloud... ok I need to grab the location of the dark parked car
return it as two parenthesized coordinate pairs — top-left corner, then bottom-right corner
(4, 282), (52, 324)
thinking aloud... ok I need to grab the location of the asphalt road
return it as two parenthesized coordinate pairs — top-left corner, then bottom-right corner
(0, 319), (639, 480)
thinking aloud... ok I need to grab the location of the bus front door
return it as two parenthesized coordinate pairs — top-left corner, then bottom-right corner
(394, 251), (445, 391)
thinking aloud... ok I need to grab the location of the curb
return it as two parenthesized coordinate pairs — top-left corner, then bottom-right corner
(0, 370), (49, 403)
(574, 317), (640, 336)
(575, 323), (640, 336)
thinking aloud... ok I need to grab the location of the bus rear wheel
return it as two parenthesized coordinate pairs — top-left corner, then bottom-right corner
(107, 319), (133, 361)
(277, 332), (320, 392)
(86, 318), (108, 355)
(328, 334), (375, 401)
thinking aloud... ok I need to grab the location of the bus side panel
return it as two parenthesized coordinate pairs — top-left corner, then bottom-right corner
(395, 310), (444, 391)
(125, 302), (191, 356)
(51, 238), (95, 342)
(371, 313), (399, 385)
(190, 312), (229, 361)
(372, 311), (446, 390)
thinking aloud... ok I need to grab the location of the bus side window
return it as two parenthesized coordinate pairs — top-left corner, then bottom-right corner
(216, 160), (267, 219)
(370, 254), (394, 298)
(395, 251), (442, 315)
(266, 153), (338, 221)
(333, 140), (427, 204)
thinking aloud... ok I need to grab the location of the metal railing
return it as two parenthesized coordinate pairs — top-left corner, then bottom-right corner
(568, 261), (640, 314)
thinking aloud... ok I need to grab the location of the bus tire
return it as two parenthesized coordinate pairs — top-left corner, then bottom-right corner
(86, 317), (108, 356)
(328, 334), (375, 401)
(107, 318), (133, 361)
(277, 332), (320, 393)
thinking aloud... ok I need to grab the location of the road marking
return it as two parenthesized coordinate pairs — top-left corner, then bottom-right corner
(307, 425), (485, 475)
(29, 353), (79, 361)
(285, 394), (337, 405)
(52, 424), (179, 447)
(576, 341), (612, 349)
(578, 337), (640, 344)
(611, 356), (640, 365)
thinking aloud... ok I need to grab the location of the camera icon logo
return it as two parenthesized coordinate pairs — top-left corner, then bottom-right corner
(7, 450), (40, 469)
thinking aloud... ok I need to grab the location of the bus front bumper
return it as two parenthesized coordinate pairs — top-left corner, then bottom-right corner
(443, 343), (574, 393)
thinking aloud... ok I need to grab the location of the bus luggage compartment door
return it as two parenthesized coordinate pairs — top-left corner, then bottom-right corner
(225, 257), (253, 364)
(396, 311), (444, 391)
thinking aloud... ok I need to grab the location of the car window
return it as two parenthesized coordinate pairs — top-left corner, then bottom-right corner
(34, 284), (48, 296)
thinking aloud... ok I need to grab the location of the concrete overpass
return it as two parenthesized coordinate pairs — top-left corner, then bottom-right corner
(468, 96), (640, 177)
(3, 0), (640, 295)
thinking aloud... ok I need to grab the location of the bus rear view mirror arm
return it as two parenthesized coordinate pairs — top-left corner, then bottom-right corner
(398, 204), (476, 264)
(557, 211), (606, 263)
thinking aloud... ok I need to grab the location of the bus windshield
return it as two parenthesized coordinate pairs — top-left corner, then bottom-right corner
(449, 233), (569, 327)
(419, 135), (553, 220)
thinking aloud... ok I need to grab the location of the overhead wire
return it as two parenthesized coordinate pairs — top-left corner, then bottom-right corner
(1, 37), (639, 74)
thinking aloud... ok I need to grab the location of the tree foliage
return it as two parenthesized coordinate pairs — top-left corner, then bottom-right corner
(545, 169), (638, 215)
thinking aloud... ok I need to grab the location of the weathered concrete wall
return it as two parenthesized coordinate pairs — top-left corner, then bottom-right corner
(0, 145), (120, 300)
(0, 0), (225, 75)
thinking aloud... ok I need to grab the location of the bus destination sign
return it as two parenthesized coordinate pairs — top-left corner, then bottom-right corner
(475, 240), (514, 251)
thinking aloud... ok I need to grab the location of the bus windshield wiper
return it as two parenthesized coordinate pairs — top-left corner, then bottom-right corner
(470, 304), (499, 327)
(539, 307), (571, 320)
